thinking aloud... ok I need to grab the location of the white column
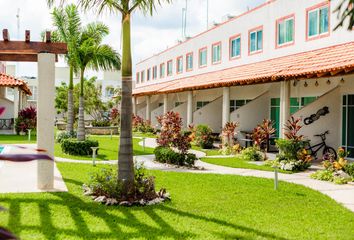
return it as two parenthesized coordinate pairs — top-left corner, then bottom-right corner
(280, 80), (290, 138)
(222, 87), (230, 128)
(13, 87), (19, 134)
(37, 53), (55, 190)
(163, 94), (168, 114)
(132, 96), (137, 115)
(187, 91), (193, 126)
(145, 95), (151, 121)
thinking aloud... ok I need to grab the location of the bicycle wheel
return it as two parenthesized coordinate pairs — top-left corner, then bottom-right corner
(323, 147), (337, 159)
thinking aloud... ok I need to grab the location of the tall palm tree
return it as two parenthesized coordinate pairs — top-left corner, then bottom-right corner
(75, 23), (121, 141)
(47, 0), (171, 187)
(333, 0), (354, 30)
(51, 4), (81, 133)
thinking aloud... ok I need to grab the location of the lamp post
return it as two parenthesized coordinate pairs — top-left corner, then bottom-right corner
(28, 129), (31, 142)
(91, 147), (99, 166)
(142, 137), (146, 153)
(273, 166), (279, 190)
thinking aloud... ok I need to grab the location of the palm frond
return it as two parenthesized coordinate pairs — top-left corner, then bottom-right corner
(81, 22), (109, 44)
(88, 44), (121, 71)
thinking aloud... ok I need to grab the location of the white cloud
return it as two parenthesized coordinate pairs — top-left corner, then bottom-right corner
(0, 0), (265, 76)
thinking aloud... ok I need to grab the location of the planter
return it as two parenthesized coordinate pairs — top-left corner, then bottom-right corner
(85, 126), (119, 135)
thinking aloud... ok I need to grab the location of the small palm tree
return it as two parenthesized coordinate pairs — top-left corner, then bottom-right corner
(75, 23), (121, 140)
(51, 4), (81, 133)
(47, 0), (172, 189)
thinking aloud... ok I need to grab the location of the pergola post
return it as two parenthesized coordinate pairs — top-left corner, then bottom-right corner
(37, 53), (55, 190)
(13, 87), (19, 134)
(187, 91), (193, 126)
(280, 80), (290, 138)
(163, 94), (168, 114)
(145, 95), (151, 121)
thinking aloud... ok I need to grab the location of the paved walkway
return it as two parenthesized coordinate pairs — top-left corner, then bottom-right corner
(0, 144), (67, 193)
(56, 137), (354, 212)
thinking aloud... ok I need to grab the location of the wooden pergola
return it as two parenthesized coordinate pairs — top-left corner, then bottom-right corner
(0, 29), (67, 190)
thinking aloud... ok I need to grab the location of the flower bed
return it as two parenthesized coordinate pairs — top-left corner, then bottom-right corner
(311, 148), (354, 184)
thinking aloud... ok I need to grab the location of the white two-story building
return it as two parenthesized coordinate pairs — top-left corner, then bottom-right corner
(133, 0), (354, 158)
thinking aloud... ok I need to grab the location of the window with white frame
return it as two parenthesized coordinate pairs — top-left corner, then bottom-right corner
(152, 66), (157, 79)
(212, 42), (221, 64)
(28, 86), (38, 101)
(230, 35), (241, 59)
(230, 99), (252, 112)
(175, 102), (183, 107)
(307, 3), (329, 38)
(277, 16), (294, 46)
(167, 60), (173, 76)
(199, 47), (207, 67)
(141, 71), (145, 83)
(147, 68), (151, 81)
(177, 56), (183, 73)
(196, 101), (210, 110)
(136, 72), (140, 84)
(186, 53), (193, 71)
(160, 63), (165, 78)
(249, 28), (263, 53)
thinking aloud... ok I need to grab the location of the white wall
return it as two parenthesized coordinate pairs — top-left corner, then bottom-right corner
(294, 87), (341, 152)
(193, 96), (223, 132)
(135, 0), (354, 88)
(231, 91), (270, 138)
(0, 98), (14, 119)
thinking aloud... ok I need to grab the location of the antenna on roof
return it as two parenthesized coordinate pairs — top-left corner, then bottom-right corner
(206, 0), (209, 30)
(181, 0), (188, 39)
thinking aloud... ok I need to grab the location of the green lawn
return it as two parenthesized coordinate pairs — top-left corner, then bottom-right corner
(0, 134), (36, 144)
(55, 136), (155, 160)
(0, 134), (154, 161)
(192, 145), (221, 156)
(201, 156), (293, 173)
(0, 163), (353, 240)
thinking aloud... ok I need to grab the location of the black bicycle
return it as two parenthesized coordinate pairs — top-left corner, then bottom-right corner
(305, 131), (337, 159)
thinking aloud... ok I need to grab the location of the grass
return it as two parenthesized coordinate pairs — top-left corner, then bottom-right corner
(0, 162), (353, 240)
(54, 136), (155, 160)
(192, 145), (221, 156)
(0, 134), (154, 160)
(0, 134), (36, 144)
(201, 156), (293, 173)
(132, 132), (157, 138)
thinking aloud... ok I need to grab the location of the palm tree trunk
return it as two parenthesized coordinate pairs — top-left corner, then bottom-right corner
(118, 13), (134, 184)
(77, 70), (85, 141)
(66, 66), (74, 133)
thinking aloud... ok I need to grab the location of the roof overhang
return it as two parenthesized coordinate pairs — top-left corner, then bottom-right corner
(133, 42), (354, 97)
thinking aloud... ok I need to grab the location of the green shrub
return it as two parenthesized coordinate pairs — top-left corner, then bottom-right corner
(92, 119), (111, 127)
(154, 146), (196, 166)
(240, 147), (264, 161)
(275, 138), (305, 159)
(61, 139), (99, 156)
(195, 124), (214, 149)
(344, 163), (354, 178)
(88, 163), (158, 201)
(56, 131), (77, 143)
(311, 170), (333, 182)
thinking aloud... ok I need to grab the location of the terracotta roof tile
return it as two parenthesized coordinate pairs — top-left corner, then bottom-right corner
(0, 73), (32, 95)
(133, 42), (354, 96)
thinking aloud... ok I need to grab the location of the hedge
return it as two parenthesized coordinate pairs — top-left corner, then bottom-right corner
(61, 139), (99, 156)
(154, 146), (196, 166)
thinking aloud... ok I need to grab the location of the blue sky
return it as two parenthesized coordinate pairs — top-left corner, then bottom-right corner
(0, 0), (265, 77)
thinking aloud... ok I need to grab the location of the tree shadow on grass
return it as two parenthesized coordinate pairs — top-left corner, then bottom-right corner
(0, 178), (288, 240)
